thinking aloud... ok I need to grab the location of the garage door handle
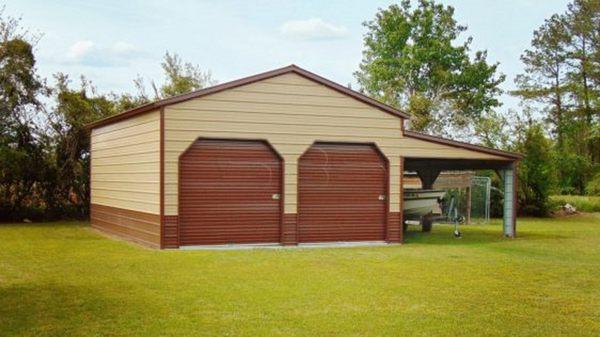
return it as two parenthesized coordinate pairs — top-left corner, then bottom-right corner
(272, 193), (281, 200)
(378, 195), (386, 201)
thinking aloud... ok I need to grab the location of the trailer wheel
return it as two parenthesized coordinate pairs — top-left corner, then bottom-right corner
(422, 217), (432, 232)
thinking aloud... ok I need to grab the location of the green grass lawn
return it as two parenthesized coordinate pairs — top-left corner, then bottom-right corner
(1, 216), (599, 337)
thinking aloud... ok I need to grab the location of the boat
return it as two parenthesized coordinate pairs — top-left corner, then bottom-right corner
(403, 189), (446, 220)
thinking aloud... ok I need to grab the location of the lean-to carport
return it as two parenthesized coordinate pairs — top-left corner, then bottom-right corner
(402, 131), (521, 237)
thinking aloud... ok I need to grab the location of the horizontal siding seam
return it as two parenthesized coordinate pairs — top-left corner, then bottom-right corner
(163, 128), (401, 139)
(93, 158), (159, 165)
(167, 107), (394, 120)
(92, 117), (159, 137)
(92, 140), (160, 152)
(92, 210), (160, 227)
(92, 196), (160, 206)
(196, 97), (388, 111)
(230, 88), (347, 98)
(261, 80), (319, 87)
(93, 149), (160, 159)
(166, 119), (400, 130)
(91, 220), (159, 238)
(164, 138), (402, 146)
(92, 128), (159, 141)
(92, 186), (159, 194)
(92, 179), (160, 184)
(91, 224), (159, 247)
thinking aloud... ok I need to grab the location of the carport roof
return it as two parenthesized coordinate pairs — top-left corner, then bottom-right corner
(404, 131), (522, 160)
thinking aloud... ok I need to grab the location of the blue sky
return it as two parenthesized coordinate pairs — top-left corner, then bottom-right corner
(7, 0), (570, 113)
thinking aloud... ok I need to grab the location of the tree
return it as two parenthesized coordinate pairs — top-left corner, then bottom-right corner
(111, 75), (152, 112)
(153, 52), (215, 98)
(514, 14), (570, 148)
(44, 74), (116, 218)
(563, 0), (600, 164)
(514, 0), (600, 194)
(473, 110), (511, 150)
(0, 6), (46, 127)
(0, 5), (218, 221)
(585, 171), (600, 195)
(0, 7), (49, 220)
(355, 0), (505, 136)
(40, 51), (217, 220)
(512, 118), (557, 216)
(112, 52), (216, 111)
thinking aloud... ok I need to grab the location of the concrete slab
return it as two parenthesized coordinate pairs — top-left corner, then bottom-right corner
(179, 242), (281, 250)
(178, 241), (393, 251)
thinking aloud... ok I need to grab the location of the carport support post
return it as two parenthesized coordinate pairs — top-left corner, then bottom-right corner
(502, 163), (517, 238)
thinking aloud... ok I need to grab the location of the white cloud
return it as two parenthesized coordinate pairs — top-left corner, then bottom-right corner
(280, 18), (348, 40)
(64, 40), (145, 67)
(67, 40), (95, 59)
(110, 42), (138, 56)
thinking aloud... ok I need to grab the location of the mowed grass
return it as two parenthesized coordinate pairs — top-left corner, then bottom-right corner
(1, 216), (599, 337)
(551, 194), (600, 212)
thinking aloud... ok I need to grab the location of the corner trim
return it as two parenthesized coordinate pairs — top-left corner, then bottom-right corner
(159, 107), (165, 249)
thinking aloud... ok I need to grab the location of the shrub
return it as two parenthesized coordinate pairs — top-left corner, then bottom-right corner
(585, 171), (600, 196)
(514, 123), (557, 216)
(550, 195), (600, 213)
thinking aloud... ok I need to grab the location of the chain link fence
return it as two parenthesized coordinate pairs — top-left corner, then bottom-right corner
(470, 176), (491, 223)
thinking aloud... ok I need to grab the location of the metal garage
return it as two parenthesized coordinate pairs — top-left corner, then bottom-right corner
(86, 64), (521, 249)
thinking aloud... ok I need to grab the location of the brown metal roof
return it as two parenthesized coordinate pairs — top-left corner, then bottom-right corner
(403, 130), (522, 160)
(86, 64), (410, 129)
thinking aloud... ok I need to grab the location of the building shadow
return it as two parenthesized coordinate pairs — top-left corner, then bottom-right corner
(402, 223), (565, 246)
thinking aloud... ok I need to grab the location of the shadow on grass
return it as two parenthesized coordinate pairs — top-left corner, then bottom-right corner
(0, 283), (122, 336)
(403, 224), (566, 246)
(0, 221), (87, 228)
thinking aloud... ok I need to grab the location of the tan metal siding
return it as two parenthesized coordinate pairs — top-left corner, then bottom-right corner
(164, 74), (401, 215)
(163, 73), (505, 216)
(91, 110), (160, 214)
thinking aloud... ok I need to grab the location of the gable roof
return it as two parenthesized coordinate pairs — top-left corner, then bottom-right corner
(86, 64), (520, 161)
(404, 130), (522, 160)
(86, 64), (410, 129)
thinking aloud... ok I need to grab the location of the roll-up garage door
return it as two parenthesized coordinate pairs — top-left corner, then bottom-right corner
(179, 139), (282, 245)
(298, 143), (387, 242)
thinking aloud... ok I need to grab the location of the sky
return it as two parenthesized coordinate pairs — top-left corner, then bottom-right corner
(5, 0), (571, 114)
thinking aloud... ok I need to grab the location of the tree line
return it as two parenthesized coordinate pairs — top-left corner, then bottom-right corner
(0, 7), (214, 221)
(1, 0), (598, 221)
(356, 0), (600, 216)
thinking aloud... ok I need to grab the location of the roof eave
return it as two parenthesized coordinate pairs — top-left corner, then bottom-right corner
(403, 130), (523, 160)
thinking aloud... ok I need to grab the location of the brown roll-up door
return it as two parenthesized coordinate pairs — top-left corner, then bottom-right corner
(298, 143), (387, 242)
(178, 139), (282, 245)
